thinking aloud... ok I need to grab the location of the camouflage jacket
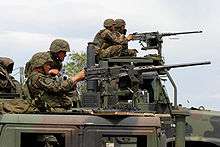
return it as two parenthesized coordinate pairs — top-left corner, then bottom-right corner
(26, 71), (75, 111)
(93, 29), (128, 49)
(25, 51), (62, 78)
(0, 65), (19, 94)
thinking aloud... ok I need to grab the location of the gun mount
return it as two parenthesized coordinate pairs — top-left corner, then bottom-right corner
(132, 31), (202, 56)
(83, 42), (210, 112)
(84, 60), (210, 111)
(79, 32), (213, 146)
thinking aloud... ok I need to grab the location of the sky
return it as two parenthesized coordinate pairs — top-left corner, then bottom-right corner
(0, 0), (219, 110)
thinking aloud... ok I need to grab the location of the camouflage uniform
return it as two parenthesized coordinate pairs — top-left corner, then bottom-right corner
(0, 99), (33, 114)
(0, 57), (21, 96)
(93, 19), (128, 58)
(25, 52), (47, 77)
(25, 39), (70, 78)
(26, 52), (75, 112)
(114, 19), (138, 56)
(115, 19), (127, 35)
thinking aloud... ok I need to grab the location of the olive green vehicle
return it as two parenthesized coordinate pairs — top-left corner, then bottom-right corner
(0, 30), (218, 147)
(0, 112), (162, 147)
(182, 109), (220, 146)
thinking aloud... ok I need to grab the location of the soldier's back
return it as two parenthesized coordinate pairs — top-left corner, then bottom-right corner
(0, 57), (21, 98)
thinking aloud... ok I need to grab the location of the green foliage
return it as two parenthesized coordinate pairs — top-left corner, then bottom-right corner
(65, 52), (86, 76)
(64, 52), (87, 103)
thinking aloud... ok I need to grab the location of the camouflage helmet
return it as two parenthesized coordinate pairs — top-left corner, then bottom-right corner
(30, 52), (53, 69)
(0, 57), (14, 73)
(49, 39), (70, 53)
(103, 19), (115, 27)
(115, 19), (126, 28)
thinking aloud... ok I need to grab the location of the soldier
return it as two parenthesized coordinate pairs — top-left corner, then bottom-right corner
(25, 39), (83, 106)
(25, 39), (70, 78)
(26, 52), (85, 112)
(114, 19), (138, 56)
(93, 19), (133, 59)
(0, 57), (21, 96)
(49, 39), (70, 71)
(115, 19), (127, 35)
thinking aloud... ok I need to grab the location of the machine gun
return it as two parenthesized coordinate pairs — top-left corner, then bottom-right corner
(132, 31), (202, 56)
(86, 61), (210, 81)
(85, 61), (211, 110)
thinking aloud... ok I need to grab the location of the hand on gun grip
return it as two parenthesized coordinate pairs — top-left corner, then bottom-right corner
(126, 34), (133, 41)
(71, 69), (86, 83)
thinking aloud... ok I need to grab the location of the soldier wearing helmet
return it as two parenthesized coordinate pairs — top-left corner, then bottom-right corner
(93, 19), (133, 60)
(103, 19), (116, 29)
(49, 39), (70, 70)
(115, 19), (127, 35)
(0, 57), (21, 96)
(26, 52), (85, 112)
(24, 39), (70, 78)
(114, 19), (138, 56)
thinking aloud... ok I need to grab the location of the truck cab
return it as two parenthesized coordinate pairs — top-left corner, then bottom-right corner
(0, 112), (163, 147)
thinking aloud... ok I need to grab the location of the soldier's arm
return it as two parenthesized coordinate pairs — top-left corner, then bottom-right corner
(101, 30), (128, 45)
(36, 75), (75, 93)
(36, 70), (85, 93)
(70, 69), (85, 85)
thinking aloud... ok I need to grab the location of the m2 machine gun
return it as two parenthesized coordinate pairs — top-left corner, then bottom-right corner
(132, 31), (202, 56)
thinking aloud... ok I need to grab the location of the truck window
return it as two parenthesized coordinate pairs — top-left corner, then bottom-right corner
(20, 133), (65, 147)
(83, 126), (157, 147)
(101, 135), (147, 147)
(0, 124), (74, 147)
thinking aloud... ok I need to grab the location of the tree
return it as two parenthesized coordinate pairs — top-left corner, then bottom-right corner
(64, 52), (87, 106)
(64, 52), (86, 76)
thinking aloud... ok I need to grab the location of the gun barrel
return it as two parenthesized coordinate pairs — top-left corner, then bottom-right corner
(162, 61), (211, 69)
(134, 61), (211, 71)
(161, 31), (202, 36)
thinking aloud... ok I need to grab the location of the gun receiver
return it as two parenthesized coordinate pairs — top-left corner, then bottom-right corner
(132, 30), (202, 56)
